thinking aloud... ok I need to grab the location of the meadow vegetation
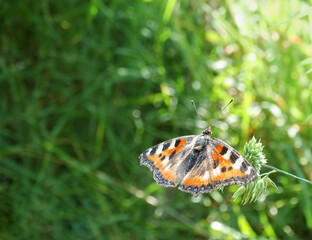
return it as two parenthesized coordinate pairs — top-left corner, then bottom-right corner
(1, 0), (312, 239)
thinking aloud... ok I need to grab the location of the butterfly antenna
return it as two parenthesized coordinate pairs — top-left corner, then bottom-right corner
(208, 98), (234, 127)
(191, 100), (206, 128)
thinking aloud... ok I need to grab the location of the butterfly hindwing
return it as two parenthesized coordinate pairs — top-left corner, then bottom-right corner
(178, 146), (215, 196)
(139, 135), (195, 187)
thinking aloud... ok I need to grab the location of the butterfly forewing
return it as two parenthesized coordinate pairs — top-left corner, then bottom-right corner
(139, 135), (195, 187)
(211, 138), (257, 187)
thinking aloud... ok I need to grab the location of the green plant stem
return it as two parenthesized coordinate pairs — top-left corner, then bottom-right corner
(260, 170), (276, 177)
(261, 164), (312, 184)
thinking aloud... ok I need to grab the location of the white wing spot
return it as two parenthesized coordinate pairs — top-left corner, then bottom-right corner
(233, 156), (244, 169)
(223, 149), (231, 160)
(245, 166), (251, 175)
(146, 148), (152, 156)
(156, 144), (163, 155)
(169, 140), (176, 149)
(213, 167), (221, 176)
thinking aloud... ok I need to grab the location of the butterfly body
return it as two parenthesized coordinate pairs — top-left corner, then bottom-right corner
(139, 127), (257, 196)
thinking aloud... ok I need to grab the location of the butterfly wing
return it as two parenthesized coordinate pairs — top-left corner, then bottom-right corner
(178, 138), (258, 196)
(210, 138), (257, 187)
(178, 145), (215, 196)
(139, 135), (196, 187)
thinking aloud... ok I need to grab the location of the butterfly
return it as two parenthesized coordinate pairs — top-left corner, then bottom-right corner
(138, 101), (258, 196)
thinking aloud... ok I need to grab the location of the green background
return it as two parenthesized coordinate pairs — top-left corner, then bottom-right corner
(1, 0), (312, 239)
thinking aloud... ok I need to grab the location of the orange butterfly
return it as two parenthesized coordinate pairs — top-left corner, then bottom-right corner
(138, 100), (257, 196)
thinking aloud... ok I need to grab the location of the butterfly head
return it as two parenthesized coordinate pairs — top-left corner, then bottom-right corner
(195, 127), (212, 150)
(202, 127), (212, 136)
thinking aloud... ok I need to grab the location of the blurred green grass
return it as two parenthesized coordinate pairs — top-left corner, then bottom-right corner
(1, 0), (312, 239)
